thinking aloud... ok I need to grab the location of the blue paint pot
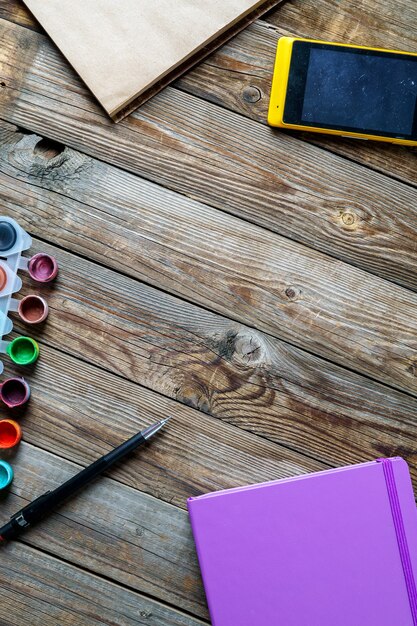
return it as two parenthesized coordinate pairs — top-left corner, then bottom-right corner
(0, 460), (13, 490)
(0, 222), (17, 253)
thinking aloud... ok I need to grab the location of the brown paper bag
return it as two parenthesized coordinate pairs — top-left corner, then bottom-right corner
(22, 0), (282, 121)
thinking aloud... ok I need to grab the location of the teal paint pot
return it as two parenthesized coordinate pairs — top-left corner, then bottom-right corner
(0, 460), (13, 490)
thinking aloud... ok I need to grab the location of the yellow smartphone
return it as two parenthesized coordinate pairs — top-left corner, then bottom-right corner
(268, 37), (417, 145)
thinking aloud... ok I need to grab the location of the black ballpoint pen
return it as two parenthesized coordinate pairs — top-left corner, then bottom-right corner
(0, 416), (171, 542)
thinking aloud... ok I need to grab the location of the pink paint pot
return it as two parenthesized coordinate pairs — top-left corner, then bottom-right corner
(0, 377), (31, 408)
(18, 294), (49, 325)
(28, 253), (58, 283)
(0, 419), (22, 449)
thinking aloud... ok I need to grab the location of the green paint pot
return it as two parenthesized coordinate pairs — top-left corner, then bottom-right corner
(7, 336), (40, 365)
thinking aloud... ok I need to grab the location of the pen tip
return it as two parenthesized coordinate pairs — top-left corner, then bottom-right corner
(142, 416), (172, 440)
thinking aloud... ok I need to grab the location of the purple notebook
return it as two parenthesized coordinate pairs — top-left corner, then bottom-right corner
(188, 458), (417, 625)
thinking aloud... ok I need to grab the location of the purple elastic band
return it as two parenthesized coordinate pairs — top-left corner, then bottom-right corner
(378, 458), (417, 624)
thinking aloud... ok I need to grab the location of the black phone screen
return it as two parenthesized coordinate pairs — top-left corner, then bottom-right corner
(284, 42), (417, 139)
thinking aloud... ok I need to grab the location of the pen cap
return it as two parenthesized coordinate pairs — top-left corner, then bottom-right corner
(0, 460), (13, 490)
(0, 419), (22, 449)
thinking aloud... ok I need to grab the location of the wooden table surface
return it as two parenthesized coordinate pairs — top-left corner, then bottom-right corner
(1, 0), (417, 624)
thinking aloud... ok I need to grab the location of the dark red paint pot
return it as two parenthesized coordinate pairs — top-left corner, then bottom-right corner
(0, 377), (31, 408)
(18, 294), (49, 325)
(28, 253), (58, 283)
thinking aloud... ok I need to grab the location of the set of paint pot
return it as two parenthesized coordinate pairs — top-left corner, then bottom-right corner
(0, 217), (58, 491)
(0, 217), (58, 370)
(0, 377), (31, 489)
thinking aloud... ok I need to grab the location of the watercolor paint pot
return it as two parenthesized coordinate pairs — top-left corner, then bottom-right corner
(0, 419), (22, 449)
(7, 337), (40, 366)
(0, 460), (13, 490)
(0, 266), (7, 293)
(28, 253), (58, 283)
(18, 295), (49, 325)
(0, 221), (17, 254)
(0, 377), (30, 408)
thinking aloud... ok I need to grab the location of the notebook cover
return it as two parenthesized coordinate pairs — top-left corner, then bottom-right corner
(188, 458), (417, 626)
(22, 0), (284, 122)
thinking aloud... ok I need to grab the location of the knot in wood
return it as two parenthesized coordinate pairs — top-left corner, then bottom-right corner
(341, 211), (357, 227)
(407, 360), (417, 377)
(242, 86), (262, 103)
(175, 383), (210, 413)
(285, 286), (301, 301)
(34, 137), (65, 160)
(233, 332), (265, 366)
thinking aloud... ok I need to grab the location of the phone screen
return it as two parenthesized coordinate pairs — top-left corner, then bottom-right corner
(284, 42), (417, 139)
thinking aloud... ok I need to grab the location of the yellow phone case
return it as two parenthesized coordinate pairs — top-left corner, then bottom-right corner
(268, 37), (417, 146)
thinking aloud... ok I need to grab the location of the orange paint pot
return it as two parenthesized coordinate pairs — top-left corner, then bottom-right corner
(0, 265), (7, 292)
(0, 419), (22, 449)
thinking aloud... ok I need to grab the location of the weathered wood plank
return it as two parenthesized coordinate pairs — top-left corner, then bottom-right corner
(1, 442), (208, 618)
(2, 122), (417, 399)
(1, 22), (417, 293)
(0, 543), (206, 626)
(176, 18), (417, 189)
(4, 237), (417, 486)
(2, 5), (416, 193)
(268, 0), (417, 50)
(4, 339), (321, 508)
(0, 0), (40, 31)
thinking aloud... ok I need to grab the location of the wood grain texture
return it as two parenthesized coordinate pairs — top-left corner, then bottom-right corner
(175, 18), (417, 189)
(2, 123), (417, 398)
(269, 0), (417, 50)
(0, 543), (205, 626)
(0, 442), (208, 619)
(4, 2), (417, 198)
(1, 22), (417, 293)
(2, 4), (417, 190)
(3, 338), (321, 509)
(3, 236), (417, 486)
(0, 0), (40, 31)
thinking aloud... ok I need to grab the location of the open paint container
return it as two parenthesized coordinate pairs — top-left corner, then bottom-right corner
(0, 219), (30, 258)
(27, 253), (58, 283)
(0, 260), (22, 299)
(0, 419), (22, 449)
(6, 337), (40, 366)
(0, 217), (55, 372)
(0, 460), (13, 490)
(18, 295), (49, 325)
(0, 377), (30, 408)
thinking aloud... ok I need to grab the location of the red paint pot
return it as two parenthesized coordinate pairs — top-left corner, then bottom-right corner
(28, 253), (58, 283)
(0, 419), (22, 449)
(0, 377), (31, 408)
(18, 294), (49, 325)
